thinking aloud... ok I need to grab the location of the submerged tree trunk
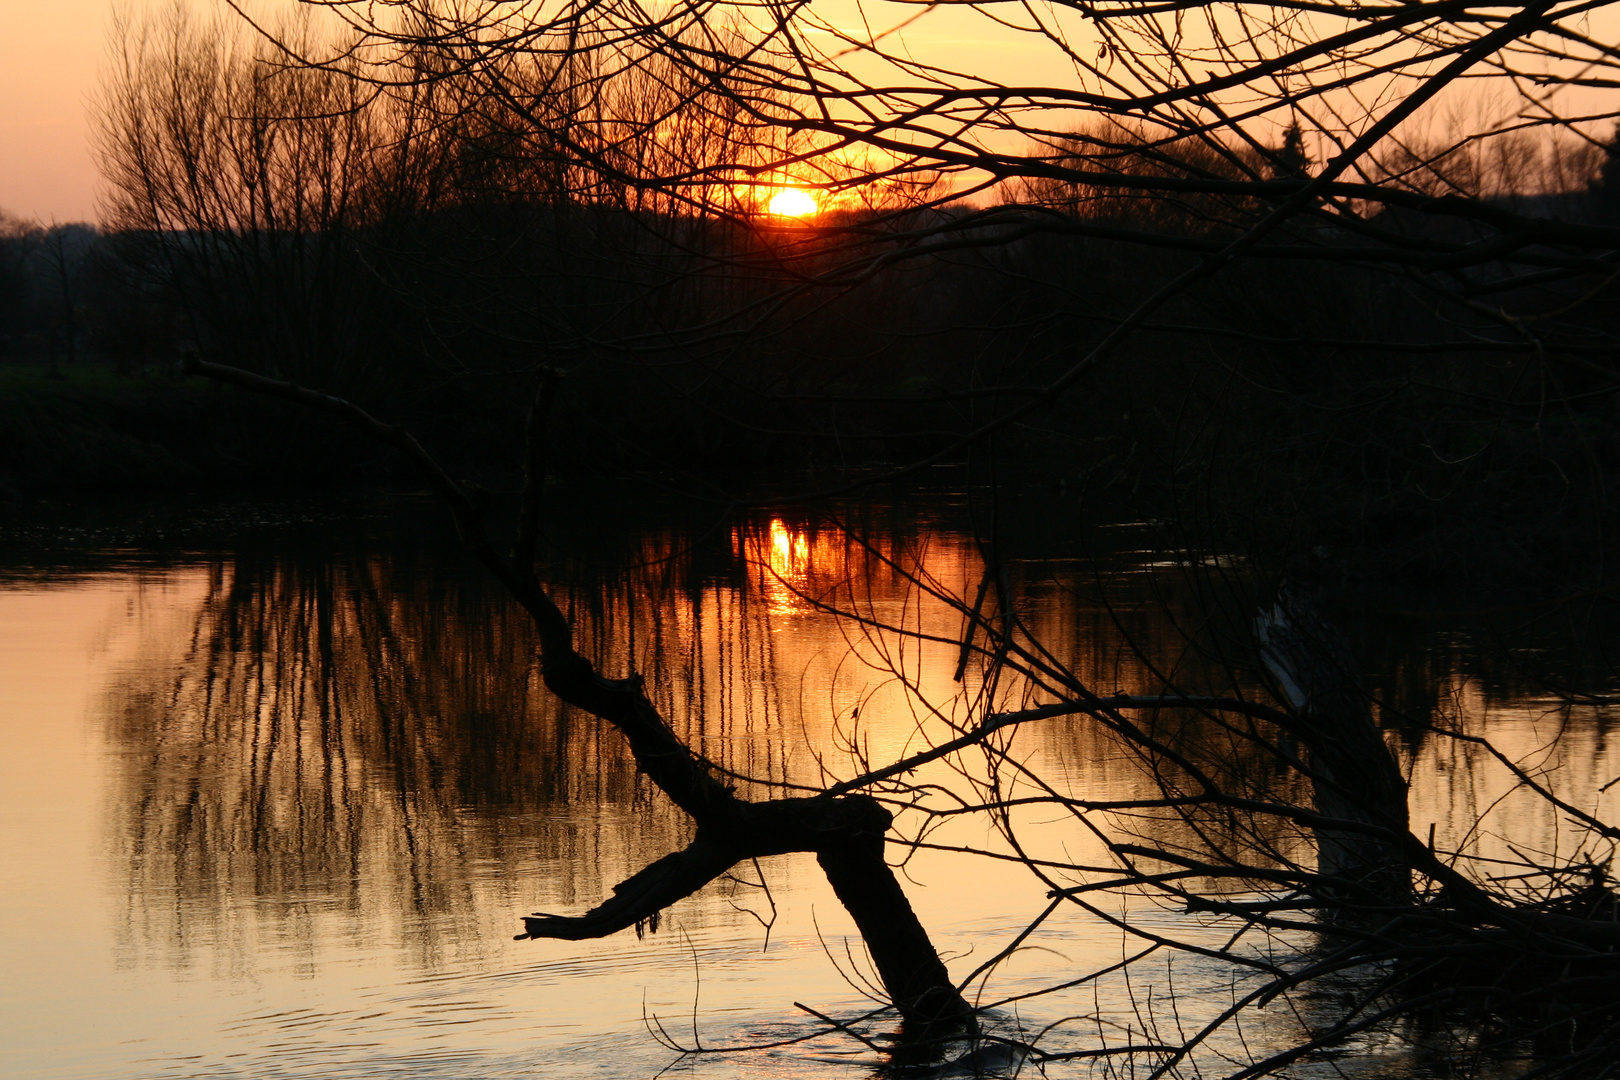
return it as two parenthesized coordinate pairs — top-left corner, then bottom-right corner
(1257, 586), (1412, 909)
(515, 661), (975, 1032)
(817, 830), (970, 1030)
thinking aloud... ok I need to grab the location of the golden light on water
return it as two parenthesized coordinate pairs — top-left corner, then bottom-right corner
(736, 518), (816, 614)
(769, 518), (810, 573)
(766, 187), (818, 218)
(12, 509), (1620, 1078)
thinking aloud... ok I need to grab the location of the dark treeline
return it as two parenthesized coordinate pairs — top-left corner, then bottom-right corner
(5, 4), (1619, 587)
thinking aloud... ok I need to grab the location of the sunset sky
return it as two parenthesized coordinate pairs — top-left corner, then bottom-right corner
(0, 0), (1072, 225)
(4, 0), (1609, 226)
(0, 0), (128, 223)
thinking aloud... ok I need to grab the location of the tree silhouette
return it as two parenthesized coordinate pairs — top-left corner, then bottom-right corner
(1272, 120), (1310, 182)
(94, 0), (1620, 1075)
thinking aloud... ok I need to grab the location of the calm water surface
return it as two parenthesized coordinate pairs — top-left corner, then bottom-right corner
(3, 491), (1616, 1079)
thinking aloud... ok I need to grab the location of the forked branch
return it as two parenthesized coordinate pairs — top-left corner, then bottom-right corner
(178, 354), (974, 1033)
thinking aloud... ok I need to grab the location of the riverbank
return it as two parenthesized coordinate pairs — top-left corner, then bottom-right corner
(0, 361), (395, 501)
(5, 355), (1614, 591)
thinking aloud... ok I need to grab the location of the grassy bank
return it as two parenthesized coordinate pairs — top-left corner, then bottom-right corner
(0, 362), (392, 500)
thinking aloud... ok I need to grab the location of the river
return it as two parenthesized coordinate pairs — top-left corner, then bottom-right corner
(2, 488), (1615, 1079)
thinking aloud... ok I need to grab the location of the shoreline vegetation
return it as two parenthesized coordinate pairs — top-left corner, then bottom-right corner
(0, 361), (368, 497)
(5, 302), (1616, 589)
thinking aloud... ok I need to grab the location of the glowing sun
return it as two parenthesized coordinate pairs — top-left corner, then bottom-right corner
(766, 187), (818, 218)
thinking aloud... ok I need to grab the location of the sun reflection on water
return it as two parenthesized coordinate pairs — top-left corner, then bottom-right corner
(735, 517), (827, 615)
(769, 518), (809, 576)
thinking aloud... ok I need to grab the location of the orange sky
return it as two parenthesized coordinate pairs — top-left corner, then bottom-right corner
(3, 0), (1609, 225)
(0, 0), (128, 223)
(0, 0), (1085, 225)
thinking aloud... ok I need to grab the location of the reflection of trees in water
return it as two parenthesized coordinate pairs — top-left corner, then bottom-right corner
(107, 534), (792, 971)
(105, 510), (1609, 975)
(107, 513), (1029, 971)
(1344, 605), (1620, 861)
(111, 550), (553, 971)
(994, 561), (1620, 894)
